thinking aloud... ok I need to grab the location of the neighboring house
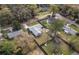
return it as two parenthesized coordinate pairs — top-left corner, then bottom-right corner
(7, 30), (21, 39)
(3, 27), (13, 32)
(63, 24), (77, 35)
(29, 24), (43, 37)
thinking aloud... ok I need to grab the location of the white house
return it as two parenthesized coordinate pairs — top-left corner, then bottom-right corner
(63, 24), (77, 35)
(7, 30), (21, 39)
(29, 24), (43, 37)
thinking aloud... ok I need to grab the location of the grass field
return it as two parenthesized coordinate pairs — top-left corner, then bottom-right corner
(30, 22), (38, 26)
(34, 32), (51, 45)
(59, 31), (79, 52)
(42, 39), (74, 55)
(42, 41), (54, 55)
(41, 20), (50, 29)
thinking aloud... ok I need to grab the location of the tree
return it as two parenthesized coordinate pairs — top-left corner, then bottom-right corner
(49, 5), (59, 15)
(0, 7), (13, 27)
(7, 5), (38, 22)
(12, 20), (21, 31)
(49, 19), (64, 54)
(50, 20), (64, 38)
(0, 40), (14, 55)
(26, 5), (37, 18)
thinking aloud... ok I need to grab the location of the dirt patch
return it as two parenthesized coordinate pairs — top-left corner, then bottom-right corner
(27, 47), (44, 55)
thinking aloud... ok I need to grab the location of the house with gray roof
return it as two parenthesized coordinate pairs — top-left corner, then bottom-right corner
(7, 30), (21, 39)
(28, 24), (43, 37)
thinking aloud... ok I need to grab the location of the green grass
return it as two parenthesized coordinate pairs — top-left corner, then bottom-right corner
(59, 31), (79, 52)
(36, 12), (48, 18)
(30, 22), (38, 26)
(69, 24), (79, 32)
(42, 40), (74, 55)
(41, 20), (51, 29)
(42, 41), (54, 55)
(59, 40), (74, 55)
(41, 19), (67, 29)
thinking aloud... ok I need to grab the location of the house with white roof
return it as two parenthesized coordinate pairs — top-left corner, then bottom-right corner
(7, 30), (21, 39)
(63, 24), (77, 35)
(28, 24), (43, 37)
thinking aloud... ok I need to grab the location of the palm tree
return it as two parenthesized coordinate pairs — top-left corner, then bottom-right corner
(49, 5), (59, 15)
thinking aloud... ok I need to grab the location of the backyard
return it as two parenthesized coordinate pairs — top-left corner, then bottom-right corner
(41, 39), (74, 55)
(59, 31), (79, 52)
(34, 30), (51, 45)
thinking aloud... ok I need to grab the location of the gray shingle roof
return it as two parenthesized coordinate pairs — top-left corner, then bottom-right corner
(29, 24), (43, 37)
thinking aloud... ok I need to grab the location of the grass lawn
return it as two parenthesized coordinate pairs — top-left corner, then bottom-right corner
(36, 12), (50, 19)
(40, 19), (67, 29)
(59, 39), (74, 55)
(41, 20), (50, 28)
(35, 32), (51, 45)
(42, 41), (54, 55)
(59, 31), (79, 52)
(30, 21), (38, 26)
(42, 39), (73, 55)
(69, 24), (79, 32)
